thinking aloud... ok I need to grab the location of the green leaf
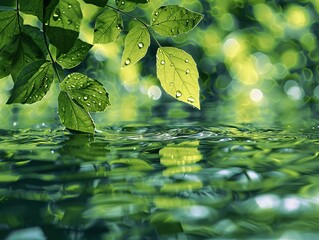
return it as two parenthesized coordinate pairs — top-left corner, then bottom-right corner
(7, 60), (54, 104)
(20, 0), (43, 21)
(150, 5), (203, 37)
(156, 47), (200, 109)
(0, 41), (17, 79)
(60, 73), (110, 112)
(10, 26), (47, 82)
(121, 27), (150, 68)
(83, 0), (108, 7)
(115, 0), (149, 12)
(58, 91), (95, 133)
(45, 0), (82, 53)
(57, 39), (92, 69)
(93, 10), (123, 44)
(0, 11), (20, 50)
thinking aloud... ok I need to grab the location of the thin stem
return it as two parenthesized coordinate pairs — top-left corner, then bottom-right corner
(16, 0), (22, 33)
(105, 3), (162, 48)
(106, 4), (149, 28)
(42, 7), (62, 82)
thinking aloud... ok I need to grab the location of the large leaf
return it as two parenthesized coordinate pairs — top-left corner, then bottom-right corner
(58, 91), (95, 133)
(156, 47), (200, 109)
(83, 0), (108, 7)
(0, 11), (20, 50)
(45, 0), (82, 53)
(121, 26), (150, 68)
(60, 73), (110, 112)
(150, 5), (203, 37)
(57, 39), (92, 69)
(115, 0), (149, 12)
(7, 60), (54, 104)
(10, 26), (47, 82)
(20, 0), (43, 21)
(93, 10), (123, 44)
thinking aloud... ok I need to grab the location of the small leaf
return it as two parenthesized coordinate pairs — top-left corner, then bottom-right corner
(20, 0), (43, 21)
(58, 91), (95, 133)
(115, 0), (149, 12)
(156, 47), (200, 109)
(121, 27), (150, 68)
(45, 0), (82, 53)
(7, 60), (54, 104)
(150, 5), (203, 37)
(60, 73), (110, 112)
(0, 11), (20, 50)
(57, 39), (92, 69)
(83, 0), (108, 7)
(93, 10), (123, 44)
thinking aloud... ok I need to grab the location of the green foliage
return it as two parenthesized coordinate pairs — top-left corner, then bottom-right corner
(0, 11), (20, 50)
(56, 39), (92, 69)
(93, 9), (123, 44)
(156, 47), (200, 109)
(58, 91), (95, 133)
(59, 73), (110, 112)
(0, 0), (203, 133)
(116, 0), (149, 12)
(121, 26), (150, 68)
(150, 5), (203, 37)
(7, 60), (54, 104)
(44, 0), (82, 53)
(83, 0), (108, 7)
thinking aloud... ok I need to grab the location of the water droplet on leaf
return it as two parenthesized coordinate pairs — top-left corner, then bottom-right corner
(137, 42), (144, 49)
(176, 90), (182, 98)
(52, 8), (60, 21)
(160, 60), (165, 65)
(186, 69), (190, 74)
(84, 96), (88, 100)
(185, 58), (189, 63)
(125, 58), (131, 65)
(187, 96), (195, 103)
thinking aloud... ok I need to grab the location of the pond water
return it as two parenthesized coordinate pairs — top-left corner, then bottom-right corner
(1, 123), (319, 239)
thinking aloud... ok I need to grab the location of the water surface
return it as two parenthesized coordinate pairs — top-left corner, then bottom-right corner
(1, 124), (319, 239)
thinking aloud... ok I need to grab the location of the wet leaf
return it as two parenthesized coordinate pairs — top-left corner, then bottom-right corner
(83, 0), (108, 7)
(0, 11), (20, 50)
(56, 39), (92, 69)
(156, 47), (200, 109)
(58, 91), (95, 133)
(7, 60), (54, 104)
(115, 0), (149, 12)
(60, 73), (110, 112)
(121, 26), (150, 68)
(150, 5), (203, 37)
(45, 0), (82, 53)
(93, 9), (123, 44)
(20, 0), (43, 21)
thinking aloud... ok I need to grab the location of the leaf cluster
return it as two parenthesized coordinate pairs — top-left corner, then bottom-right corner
(0, 0), (203, 133)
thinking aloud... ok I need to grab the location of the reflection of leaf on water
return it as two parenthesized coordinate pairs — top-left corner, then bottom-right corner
(160, 141), (202, 176)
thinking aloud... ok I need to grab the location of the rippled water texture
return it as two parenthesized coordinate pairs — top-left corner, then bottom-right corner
(1, 125), (319, 239)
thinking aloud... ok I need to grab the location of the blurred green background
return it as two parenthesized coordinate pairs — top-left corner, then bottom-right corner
(1, 0), (319, 129)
